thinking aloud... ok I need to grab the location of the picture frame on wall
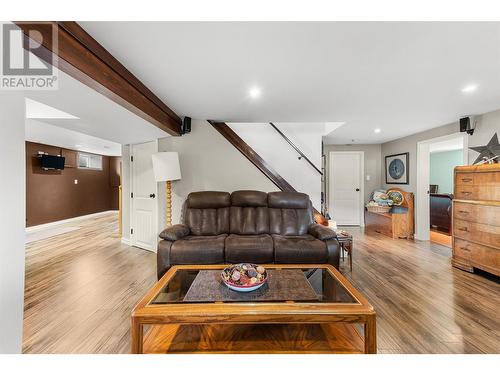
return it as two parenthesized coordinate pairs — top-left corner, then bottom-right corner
(385, 152), (409, 184)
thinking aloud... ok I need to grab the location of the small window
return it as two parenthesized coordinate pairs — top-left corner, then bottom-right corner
(77, 152), (102, 170)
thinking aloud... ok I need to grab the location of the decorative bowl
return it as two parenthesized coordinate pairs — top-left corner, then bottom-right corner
(387, 190), (404, 206)
(221, 263), (268, 293)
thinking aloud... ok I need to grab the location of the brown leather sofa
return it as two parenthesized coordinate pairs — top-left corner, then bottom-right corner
(157, 190), (340, 279)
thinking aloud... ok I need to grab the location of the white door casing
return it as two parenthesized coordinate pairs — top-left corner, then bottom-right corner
(415, 133), (467, 241)
(416, 141), (431, 241)
(329, 151), (364, 226)
(131, 141), (158, 252)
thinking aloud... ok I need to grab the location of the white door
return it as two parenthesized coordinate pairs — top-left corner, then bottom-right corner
(329, 152), (363, 226)
(131, 141), (158, 252)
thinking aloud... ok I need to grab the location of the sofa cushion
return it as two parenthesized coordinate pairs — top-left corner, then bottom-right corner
(268, 192), (313, 236)
(187, 191), (231, 209)
(225, 234), (274, 263)
(231, 190), (268, 207)
(273, 234), (328, 263)
(184, 192), (231, 236)
(229, 206), (269, 234)
(268, 192), (309, 209)
(308, 223), (336, 240)
(185, 207), (230, 236)
(229, 190), (269, 235)
(170, 234), (226, 265)
(159, 224), (190, 241)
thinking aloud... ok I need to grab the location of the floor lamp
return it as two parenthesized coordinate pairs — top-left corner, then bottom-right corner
(152, 152), (182, 227)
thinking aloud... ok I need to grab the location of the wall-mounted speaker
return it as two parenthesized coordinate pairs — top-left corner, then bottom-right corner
(181, 116), (191, 135)
(459, 116), (476, 135)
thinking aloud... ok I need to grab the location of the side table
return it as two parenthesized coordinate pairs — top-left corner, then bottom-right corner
(337, 231), (353, 272)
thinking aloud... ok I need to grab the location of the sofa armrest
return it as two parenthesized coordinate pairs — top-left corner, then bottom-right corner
(157, 240), (173, 279)
(326, 238), (341, 269)
(159, 224), (190, 241)
(308, 223), (337, 241)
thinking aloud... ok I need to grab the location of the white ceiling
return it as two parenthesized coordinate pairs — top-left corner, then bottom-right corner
(26, 119), (122, 156)
(25, 68), (170, 148)
(80, 22), (500, 144)
(26, 98), (79, 119)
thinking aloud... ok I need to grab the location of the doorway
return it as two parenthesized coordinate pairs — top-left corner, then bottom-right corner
(415, 133), (468, 242)
(131, 140), (159, 252)
(328, 151), (364, 226)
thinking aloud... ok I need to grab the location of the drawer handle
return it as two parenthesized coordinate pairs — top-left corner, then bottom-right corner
(461, 178), (473, 182)
(458, 227), (469, 232)
(459, 246), (470, 252)
(460, 191), (472, 195)
(458, 210), (469, 214)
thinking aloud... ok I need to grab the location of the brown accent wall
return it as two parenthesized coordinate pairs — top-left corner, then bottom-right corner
(26, 141), (121, 227)
(109, 156), (121, 211)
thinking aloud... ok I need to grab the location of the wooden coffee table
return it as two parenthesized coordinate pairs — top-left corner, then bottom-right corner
(131, 264), (376, 354)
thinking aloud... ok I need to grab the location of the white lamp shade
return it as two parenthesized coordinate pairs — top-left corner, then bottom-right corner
(151, 152), (181, 182)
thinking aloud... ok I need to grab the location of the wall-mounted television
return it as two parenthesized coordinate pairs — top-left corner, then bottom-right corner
(40, 154), (65, 170)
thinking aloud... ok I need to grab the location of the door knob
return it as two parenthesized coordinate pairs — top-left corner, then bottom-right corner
(355, 188), (360, 192)
(149, 193), (156, 198)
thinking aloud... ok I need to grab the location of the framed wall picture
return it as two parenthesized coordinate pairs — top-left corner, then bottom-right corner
(385, 152), (409, 184)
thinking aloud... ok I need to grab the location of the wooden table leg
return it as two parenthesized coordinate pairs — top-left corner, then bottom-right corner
(131, 317), (144, 354)
(348, 242), (353, 272)
(364, 315), (377, 354)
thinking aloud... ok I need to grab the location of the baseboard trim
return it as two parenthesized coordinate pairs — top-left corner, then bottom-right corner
(121, 237), (132, 246)
(26, 210), (119, 233)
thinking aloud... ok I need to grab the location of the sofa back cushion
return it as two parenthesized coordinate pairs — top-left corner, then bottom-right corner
(229, 190), (269, 234)
(268, 192), (313, 235)
(184, 191), (230, 235)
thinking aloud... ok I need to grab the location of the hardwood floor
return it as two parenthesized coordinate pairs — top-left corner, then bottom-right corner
(23, 214), (500, 353)
(23, 213), (157, 353)
(343, 226), (499, 354)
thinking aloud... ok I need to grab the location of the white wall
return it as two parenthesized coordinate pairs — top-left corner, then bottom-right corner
(381, 107), (500, 193)
(0, 92), (26, 353)
(381, 123), (457, 193)
(157, 120), (276, 227)
(228, 123), (324, 210)
(323, 144), (382, 205)
(121, 144), (131, 242)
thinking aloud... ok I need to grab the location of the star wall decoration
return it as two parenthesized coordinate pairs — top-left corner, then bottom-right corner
(470, 133), (500, 164)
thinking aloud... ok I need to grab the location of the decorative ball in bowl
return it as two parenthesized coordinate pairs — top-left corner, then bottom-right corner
(221, 263), (268, 292)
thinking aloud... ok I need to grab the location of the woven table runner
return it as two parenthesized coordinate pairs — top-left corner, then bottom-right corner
(183, 269), (319, 303)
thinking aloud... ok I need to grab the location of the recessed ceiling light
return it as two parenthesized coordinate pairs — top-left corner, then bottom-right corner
(374, 128), (381, 133)
(248, 87), (261, 99)
(75, 144), (82, 148)
(461, 84), (478, 93)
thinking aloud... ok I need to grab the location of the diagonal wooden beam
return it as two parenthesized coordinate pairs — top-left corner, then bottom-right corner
(14, 21), (182, 136)
(209, 120), (296, 192)
(208, 120), (327, 224)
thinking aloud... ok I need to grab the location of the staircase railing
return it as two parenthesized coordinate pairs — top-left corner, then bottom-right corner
(269, 122), (323, 175)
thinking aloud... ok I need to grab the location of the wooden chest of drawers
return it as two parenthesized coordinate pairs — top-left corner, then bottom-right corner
(452, 164), (500, 276)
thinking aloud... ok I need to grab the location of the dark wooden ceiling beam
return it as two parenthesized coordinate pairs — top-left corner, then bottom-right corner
(14, 21), (182, 136)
